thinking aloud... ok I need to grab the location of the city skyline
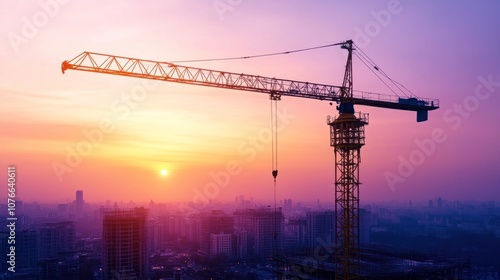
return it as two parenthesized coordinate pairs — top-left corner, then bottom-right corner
(1, 1), (499, 204)
(1, 193), (496, 278)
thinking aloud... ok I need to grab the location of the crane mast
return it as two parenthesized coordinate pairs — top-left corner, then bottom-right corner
(62, 41), (438, 279)
(330, 40), (365, 279)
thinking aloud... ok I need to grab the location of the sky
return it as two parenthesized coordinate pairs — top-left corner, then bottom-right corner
(0, 1), (499, 204)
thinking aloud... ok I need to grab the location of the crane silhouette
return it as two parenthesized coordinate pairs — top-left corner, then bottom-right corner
(62, 40), (439, 279)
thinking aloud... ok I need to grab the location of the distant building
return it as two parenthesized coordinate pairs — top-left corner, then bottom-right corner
(306, 211), (334, 248)
(199, 211), (234, 256)
(148, 219), (164, 254)
(58, 203), (69, 215)
(284, 217), (307, 249)
(234, 208), (284, 257)
(210, 233), (232, 257)
(75, 190), (84, 212)
(18, 229), (39, 270)
(39, 221), (75, 259)
(0, 229), (38, 275)
(0, 232), (8, 272)
(186, 216), (201, 245)
(234, 227), (248, 258)
(168, 213), (186, 238)
(102, 208), (148, 280)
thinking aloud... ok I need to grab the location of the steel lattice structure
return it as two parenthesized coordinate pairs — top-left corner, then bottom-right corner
(328, 112), (368, 279)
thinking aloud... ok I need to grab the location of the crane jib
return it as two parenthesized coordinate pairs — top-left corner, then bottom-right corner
(61, 51), (439, 122)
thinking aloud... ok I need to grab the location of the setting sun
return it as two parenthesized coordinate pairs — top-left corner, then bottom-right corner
(160, 169), (168, 176)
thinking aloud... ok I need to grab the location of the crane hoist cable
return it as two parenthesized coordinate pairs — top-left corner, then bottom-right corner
(270, 92), (280, 274)
(271, 94), (279, 182)
(271, 93), (279, 223)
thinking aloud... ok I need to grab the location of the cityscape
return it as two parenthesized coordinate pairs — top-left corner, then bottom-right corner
(1, 1), (500, 280)
(0, 191), (499, 279)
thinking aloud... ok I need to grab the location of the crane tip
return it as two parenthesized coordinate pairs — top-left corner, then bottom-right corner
(61, 61), (70, 74)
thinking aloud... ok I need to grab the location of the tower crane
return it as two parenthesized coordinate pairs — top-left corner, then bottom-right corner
(62, 40), (439, 279)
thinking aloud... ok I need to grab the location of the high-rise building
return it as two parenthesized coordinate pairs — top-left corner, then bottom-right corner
(210, 233), (232, 257)
(148, 219), (164, 254)
(76, 190), (83, 202)
(102, 208), (148, 280)
(199, 211), (234, 256)
(39, 221), (75, 259)
(284, 217), (307, 249)
(73, 190), (85, 216)
(306, 211), (335, 248)
(168, 213), (186, 238)
(234, 208), (284, 257)
(0, 229), (39, 276)
(0, 231), (8, 272)
(18, 229), (38, 269)
(234, 227), (248, 258)
(75, 190), (84, 209)
(186, 216), (201, 246)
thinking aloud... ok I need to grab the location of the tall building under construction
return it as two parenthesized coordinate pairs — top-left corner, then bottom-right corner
(102, 208), (148, 280)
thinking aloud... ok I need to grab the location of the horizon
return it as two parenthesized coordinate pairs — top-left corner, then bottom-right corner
(5, 191), (498, 207)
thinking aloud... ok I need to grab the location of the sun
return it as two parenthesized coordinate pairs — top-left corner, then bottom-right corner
(160, 169), (168, 176)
